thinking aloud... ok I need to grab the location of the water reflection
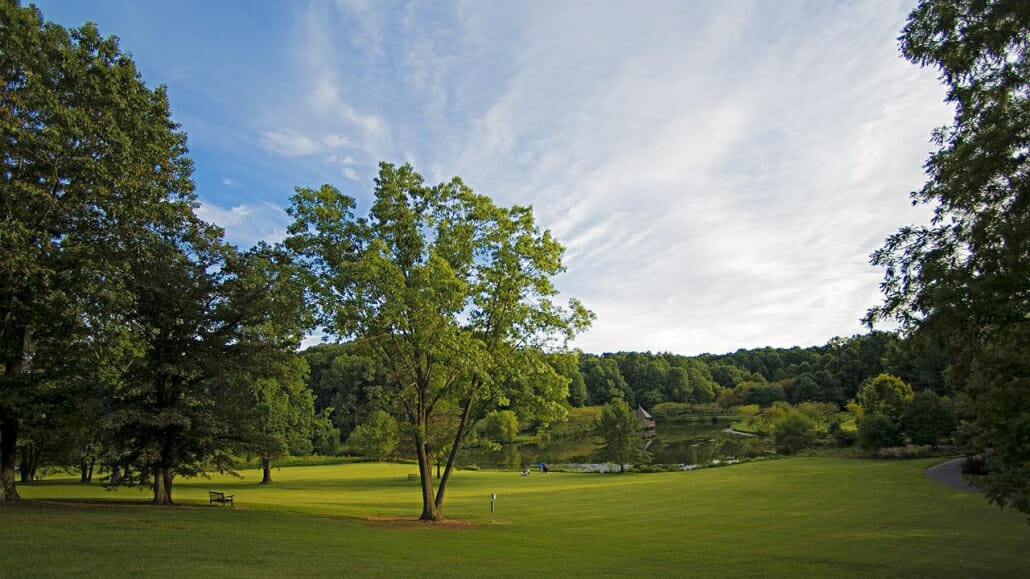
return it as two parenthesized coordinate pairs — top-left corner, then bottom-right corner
(458, 425), (772, 470)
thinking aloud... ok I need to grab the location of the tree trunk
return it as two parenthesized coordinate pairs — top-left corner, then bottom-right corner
(415, 438), (440, 521)
(80, 459), (89, 483)
(152, 466), (173, 505)
(260, 457), (272, 484)
(1, 419), (20, 501)
(86, 458), (95, 483)
(434, 396), (475, 513)
(19, 442), (38, 483)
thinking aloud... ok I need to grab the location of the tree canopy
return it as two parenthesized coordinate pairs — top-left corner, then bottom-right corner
(867, 0), (1030, 516)
(1, 1), (195, 501)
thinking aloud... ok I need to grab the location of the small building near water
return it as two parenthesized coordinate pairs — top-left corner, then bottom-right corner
(636, 405), (656, 439)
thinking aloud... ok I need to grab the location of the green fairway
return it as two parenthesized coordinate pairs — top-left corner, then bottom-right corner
(5, 458), (1028, 577)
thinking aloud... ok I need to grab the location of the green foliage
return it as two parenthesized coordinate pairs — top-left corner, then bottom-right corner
(597, 399), (651, 470)
(301, 342), (385, 442)
(717, 381), (786, 409)
(857, 413), (904, 452)
(902, 390), (956, 448)
(546, 352), (587, 407)
(650, 402), (722, 424)
(347, 410), (400, 461)
(0, 0), (196, 501)
(855, 374), (914, 420)
(580, 356), (628, 405)
(867, 0), (1030, 516)
(774, 411), (817, 455)
(484, 410), (519, 444)
(542, 406), (602, 441)
(286, 163), (592, 519)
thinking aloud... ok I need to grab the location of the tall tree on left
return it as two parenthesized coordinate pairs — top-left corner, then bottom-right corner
(0, 1), (196, 502)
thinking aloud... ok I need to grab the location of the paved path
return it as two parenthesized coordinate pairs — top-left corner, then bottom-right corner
(925, 457), (981, 493)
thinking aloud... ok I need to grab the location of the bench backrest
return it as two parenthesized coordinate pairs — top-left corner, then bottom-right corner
(209, 491), (224, 499)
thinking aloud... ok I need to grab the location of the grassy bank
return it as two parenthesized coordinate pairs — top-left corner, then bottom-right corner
(4, 458), (1027, 577)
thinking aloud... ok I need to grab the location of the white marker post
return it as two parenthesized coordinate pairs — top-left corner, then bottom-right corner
(491, 492), (496, 513)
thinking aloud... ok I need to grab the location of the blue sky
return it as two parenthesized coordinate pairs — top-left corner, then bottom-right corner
(35, 0), (951, 356)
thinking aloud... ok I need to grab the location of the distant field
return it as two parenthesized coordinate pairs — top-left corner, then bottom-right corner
(4, 458), (1028, 577)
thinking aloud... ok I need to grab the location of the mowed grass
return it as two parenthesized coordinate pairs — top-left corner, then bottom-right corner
(4, 458), (1028, 577)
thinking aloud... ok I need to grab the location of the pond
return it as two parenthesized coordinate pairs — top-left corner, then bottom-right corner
(457, 417), (774, 470)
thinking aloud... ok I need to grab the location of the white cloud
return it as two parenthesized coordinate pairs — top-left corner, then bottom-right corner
(253, 0), (951, 354)
(196, 200), (292, 249)
(406, 0), (950, 354)
(260, 129), (320, 157)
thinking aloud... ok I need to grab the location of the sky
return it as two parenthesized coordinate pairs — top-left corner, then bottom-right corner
(34, 0), (952, 356)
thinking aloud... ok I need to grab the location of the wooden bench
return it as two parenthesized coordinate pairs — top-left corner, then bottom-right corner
(407, 473), (419, 481)
(209, 490), (234, 507)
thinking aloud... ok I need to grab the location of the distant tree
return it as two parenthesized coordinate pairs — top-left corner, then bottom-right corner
(709, 363), (761, 389)
(855, 374), (914, 420)
(581, 356), (628, 405)
(774, 411), (817, 455)
(866, 0), (1030, 516)
(597, 399), (650, 472)
(484, 410), (519, 444)
(857, 413), (904, 452)
(248, 366), (336, 484)
(716, 387), (742, 409)
(229, 245), (332, 484)
(786, 374), (821, 404)
(902, 390), (956, 449)
(347, 410), (400, 461)
(665, 359), (719, 404)
(547, 352), (587, 407)
(302, 343), (382, 442)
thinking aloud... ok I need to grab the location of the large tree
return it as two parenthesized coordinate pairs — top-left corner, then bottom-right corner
(867, 0), (1030, 516)
(287, 163), (592, 520)
(0, 1), (194, 501)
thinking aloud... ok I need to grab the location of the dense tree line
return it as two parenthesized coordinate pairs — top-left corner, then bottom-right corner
(545, 332), (944, 412)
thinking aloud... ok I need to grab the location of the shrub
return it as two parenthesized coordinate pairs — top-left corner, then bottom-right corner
(774, 411), (817, 455)
(961, 455), (988, 475)
(857, 412), (903, 452)
(829, 422), (857, 447)
(875, 445), (935, 459)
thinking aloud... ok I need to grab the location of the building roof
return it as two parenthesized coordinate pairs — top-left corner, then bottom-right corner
(636, 405), (652, 420)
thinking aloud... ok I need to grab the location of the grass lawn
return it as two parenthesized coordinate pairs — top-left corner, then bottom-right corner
(4, 457), (1028, 577)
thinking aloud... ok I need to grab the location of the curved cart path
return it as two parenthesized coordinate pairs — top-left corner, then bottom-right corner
(925, 457), (981, 493)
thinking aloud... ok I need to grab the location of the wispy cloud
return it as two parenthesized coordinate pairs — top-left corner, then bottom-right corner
(196, 200), (292, 249)
(390, 0), (950, 354)
(260, 129), (321, 157)
(108, 0), (954, 355)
